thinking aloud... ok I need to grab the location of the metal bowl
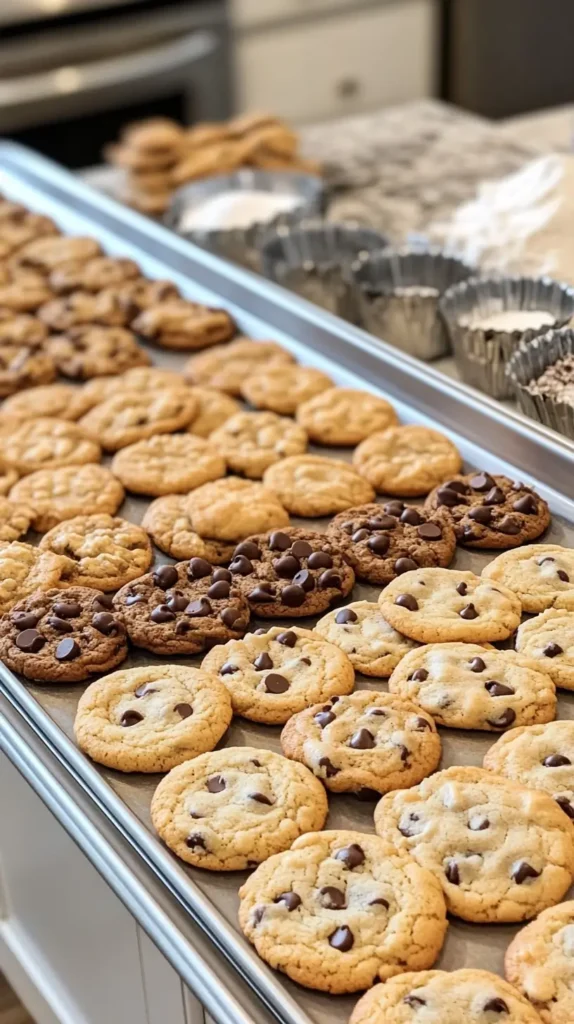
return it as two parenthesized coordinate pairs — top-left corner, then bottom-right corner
(506, 327), (574, 438)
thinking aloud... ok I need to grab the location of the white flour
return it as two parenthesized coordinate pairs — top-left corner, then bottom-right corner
(460, 309), (556, 332)
(180, 190), (303, 231)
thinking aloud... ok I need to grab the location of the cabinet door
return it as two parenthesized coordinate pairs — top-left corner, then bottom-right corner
(235, 1), (437, 123)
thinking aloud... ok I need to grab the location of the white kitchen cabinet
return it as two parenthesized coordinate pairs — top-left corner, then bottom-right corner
(234, 0), (438, 123)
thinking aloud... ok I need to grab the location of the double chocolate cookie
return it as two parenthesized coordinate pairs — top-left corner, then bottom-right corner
(326, 502), (456, 586)
(225, 528), (355, 617)
(425, 472), (551, 549)
(0, 587), (127, 682)
(113, 559), (250, 655)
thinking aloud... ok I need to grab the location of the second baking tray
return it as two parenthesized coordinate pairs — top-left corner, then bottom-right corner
(2, 142), (574, 1024)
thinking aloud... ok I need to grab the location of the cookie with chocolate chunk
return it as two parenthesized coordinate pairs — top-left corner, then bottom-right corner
(226, 527), (355, 617)
(0, 587), (127, 682)
(113, 559), (250, 655)
(424, 472), (551, 549)
(326, 502), (456, 586)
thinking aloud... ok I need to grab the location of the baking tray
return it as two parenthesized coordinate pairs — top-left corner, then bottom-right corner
(2, 143), (574, 1024)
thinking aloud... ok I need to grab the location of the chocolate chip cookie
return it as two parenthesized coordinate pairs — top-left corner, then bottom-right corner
(224, 528), (355, 617)
(151, 746), (328, 871)
(75, 664), (233, 772)
(0, 311), (47, 347)
(374, 765), (574, 923)
(184, 338), (295, 395)
(210, 411), (308, 478)
(389, 643), (557, 731)
(0, 265), (52, 312)
(13, 236), (102, 273)
(49, 256), (141, 295)
(353, 425), (462, 497)
(350, 970), (544, 1024)
(132, 299), (235, 351)
(39, 290), (130, 331)
(111, 433), (225, 496)
(379, 567), (522, 644)
(281, 690), (440, 795)
(141, 495), (234, 563)
(296, 387), (398, 446)
(186, 386), (240, 438)
(0, 587), (127, 682)
(238, 830), (447, 993)
(425, 472), (551, 549)
(482, 545), (574, 614)
(114, 559), (250, 655)
(314, 601), (419, 677)
(516, 609), (574, 689)
(40, 513), (152, 590)
(484, 721), (574, 824)
(241, 364), (333, 415)
(185, 478), (289, 542)
(0, 541), (68, 615)
(201, 625), (355, 724)
(263, 455), (375, 517)
(79, 389), (197, 451)
(327, 501), (456, 586)
(505, 901), (574, 1023)
(9, 464), (125, 532)
(0, 417), (101, 475)
(0, 338), (56, 397)
(47, 324), (150, 380)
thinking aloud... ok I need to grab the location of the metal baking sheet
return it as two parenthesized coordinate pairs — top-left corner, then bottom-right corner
(2, 143), (574, 1024)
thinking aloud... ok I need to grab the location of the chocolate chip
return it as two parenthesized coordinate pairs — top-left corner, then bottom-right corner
(189, 811), (204, 819)
(469, 472), (495, 491)
(229, 555), (253, 576)
(349, 728), (375, 749)
(167, 592), (191, 612)
(511, 860), (541, 884)
(212, 568), (232, 583)
(15, 628), (45, 653)
(445, 860), (460, 884)
(248, 585), (275, 603)
(121, 709), (143, 727)
(318, 756), (339, 777)
(403, 995), (426, 1008)
(92, 611), (119, 635)
(513, 494), (538, 514)
(290, 540), (313, 559)
(92, 593), (113, 610)
(186, 834), (206, 850)
(414, 716), (431, 731)
(543, 754), (571, 767)
(319, 886), (346, 909)
(220, 607), (243, 628)
(335, 844), (365, 869)
(418, 522), (443, 540)
(277, 630), (297, 647)
(556, 796), (574, 819)
(268, 530), (291, 550)
(281, 584), (306, 607)
(437, 486), (464, 507)
(299, 657), (311, 665)
(220, 662), (237, 675)
(175, 621), (189, 635)
(487, 708), (516, 729)
(55, 638), (81, 661)
(366, 517), (388, 530)
(367, 534), (390, 555)
(393, 556), (418, 575)
(483, 998), (509, 1014)
(251, 792), (273, 805)
(329, 926), (354, 952)
(369, 897), (389, 908)
(292, 569), (315, 592)
(12, 611), (41, 630)
(264, 673), (289, 693)
(153, 565), (178, 589)
(384, 501), (405, 517)
(315, 710), (336, 728)
(274, 892), (301, 911)
(251, 759), (262, 766)
(150, 604), (175, 623)
(207, 580), (231, 600)
(253, 628), (267, 634)
(126, 593), (146, 605)
(273, 555), (300, 578)
(254, 652), (273, 671)
(206, 775), (225, 792)
(352, 529), (369, 542)
(485, 681), (514, 696)
(188, 557), (212, 579)
(318, 569), (342, 589)
(400, 508), (423, 526)
(46, 615), (73, 633)
(459, 603), (478, 619)
(175, 703), (193, 719)
(185, 598), (212, 617)
(469, 657), (486, 672)
(53, 601), (81, 618)
(399, 813), (420, 837)
(308, 551), (333, 570)
(484, 486), (505, 504)
(468, 505), (492, 524)
(234, 541), (261, 560)
(410, 667), (428, 682)
(543, 642), (563, 658)
(455, 583), (468, 597)
(468, 815), (490, 831)
(558, 569), (570, 583)
(399, 745), (410, 762)
(497, 516), (521, 535)
(395, 594), (418, 611)
(336, 608), (358, 624)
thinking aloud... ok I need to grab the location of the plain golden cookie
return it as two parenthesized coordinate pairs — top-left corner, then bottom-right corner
(296, 387), (398, 446)
(111, 433), (225, 496)
(186, 477), (289, 541)
(0, 540), (69, 615)
(263, 455), (375, 516)
(187, 386), (241, 437)
(353, 424), (463, 496)
(241, 364), (333, 415)
(141, 495), (234, 562)
(79, 388), (197, 451)
(9, 464), (125, 532)
(0, 383), (92, 422)
(0, 417), (101, 475)
(184, 338), (295, 395)
(210, 411), (308, 478)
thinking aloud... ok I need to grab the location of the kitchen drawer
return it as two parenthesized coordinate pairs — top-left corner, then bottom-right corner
(235, 0), (438, 123)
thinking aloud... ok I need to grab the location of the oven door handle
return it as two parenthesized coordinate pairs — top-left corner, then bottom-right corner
(0, 31), (218, 112)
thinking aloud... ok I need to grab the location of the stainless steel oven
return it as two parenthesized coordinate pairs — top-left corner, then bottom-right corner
(0, 0), (232, 168)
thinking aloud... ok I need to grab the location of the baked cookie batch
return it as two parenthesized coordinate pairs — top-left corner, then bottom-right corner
(2, 193), (574, 1022)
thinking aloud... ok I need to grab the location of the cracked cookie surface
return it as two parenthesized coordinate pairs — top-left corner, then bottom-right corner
(263, 455), (375, 517)
(315, 601), (419, 677)
(79, 388), (197, 451)
(185, 477), (289, 541)
(210, 411), (307, 478)
(0, 383), (92, 422)
(353, 425), (462, 497)
(47, 324), (150, 380)
(9, 464), (124, 532)
(241, 364), (333, 415)
(0, 417), (101, 474)
(296, 387), (397, 446)
(39, 513), (152, 590)
(482, 546), (574, 614)
(0, 541), (70, 615)
(141, 495), (234, 563)
(184, 338), (294, 395)
(111, 433), (225, 495)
